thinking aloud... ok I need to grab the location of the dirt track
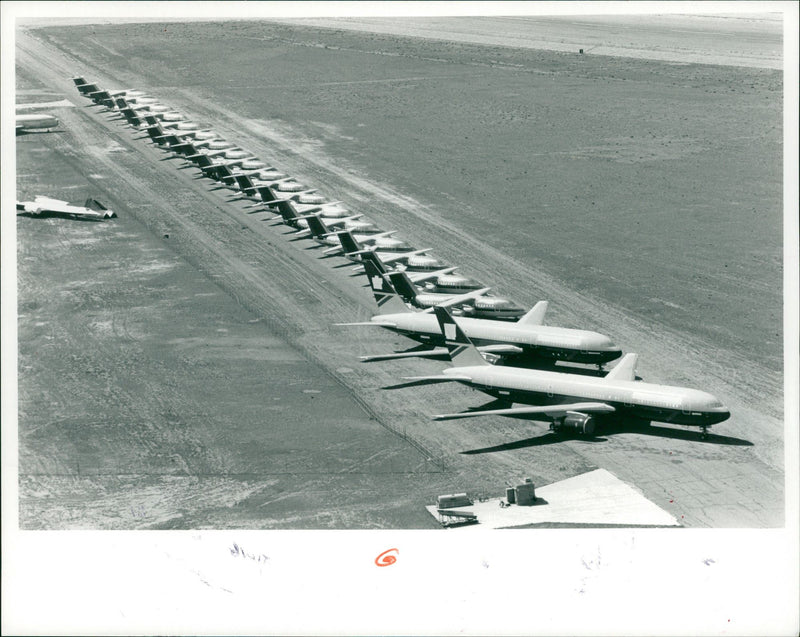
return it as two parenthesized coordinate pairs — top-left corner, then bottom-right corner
(15, 20), (784, 528)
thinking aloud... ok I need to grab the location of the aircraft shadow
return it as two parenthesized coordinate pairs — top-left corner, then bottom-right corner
(457, 409), (753, 454)
(16, 212), (104, 223)
(16, 129), (63, 137)
(362, 344), (449, 363)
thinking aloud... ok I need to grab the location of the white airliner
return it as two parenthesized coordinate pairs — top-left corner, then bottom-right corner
(16, 113), (59, 134)
(387, 269), (530, 320)
(339, 255), (622, 366)
(302, 215), (401, 253)
(269, 200), (367, 236)
(363, 253), (491, 312)
(17, 196), (116, 221)
(337, 232), (439, 270)
(407, 307), (729, 439)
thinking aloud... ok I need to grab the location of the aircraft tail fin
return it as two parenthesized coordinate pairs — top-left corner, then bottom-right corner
(361, 251), (388, 274)
(92, 90), (112, 106)
(604, 353), (638, 381)
(433, 307), (489, 367)
(235, 174), (256, 192)
(119, 108), (142, 127)
(517, 300), (548, 326)
(338, 230), (364, 255)
(387, 271), (419, 303)
(305, 214), (331, 239)
(363, 256), (411, 314)
(275, 200), (300, 223)
(216, 166), (236, 184)
(145, 124), (164, 140)
(80, 83), (101, 96)
(255, 186), (278, 204)
(84, 198), (116, 218)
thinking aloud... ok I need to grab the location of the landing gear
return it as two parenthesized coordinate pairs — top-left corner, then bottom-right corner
(700, 425), (709, 441)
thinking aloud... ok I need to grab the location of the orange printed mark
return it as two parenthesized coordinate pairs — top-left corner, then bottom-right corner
(375, 548), (399, 567)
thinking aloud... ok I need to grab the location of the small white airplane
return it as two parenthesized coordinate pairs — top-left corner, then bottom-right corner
(16, 113), (59, 134)
(405, 307), (729, 439)
(17, 196), (116, 221)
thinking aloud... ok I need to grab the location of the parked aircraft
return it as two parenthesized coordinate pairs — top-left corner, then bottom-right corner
(372, 262), (525, 320)
(338, 258), (622, 366)
(16, 113), (59, 134)
(356, 250), (457, 285)
(271, 203), (366, 236)
(17, 196), (116, 221)
(409, 307), (728, 439)
(303, 216), (407, 254)
(192, 154), (261, 180)
(337, 232), (434, 268)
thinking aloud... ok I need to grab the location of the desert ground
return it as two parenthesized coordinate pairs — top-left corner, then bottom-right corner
(14, 17), (784, 529)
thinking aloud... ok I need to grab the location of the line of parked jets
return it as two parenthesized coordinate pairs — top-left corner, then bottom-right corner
(70, 75), (730, 440)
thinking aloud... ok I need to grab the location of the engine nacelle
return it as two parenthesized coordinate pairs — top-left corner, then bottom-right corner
(555, 413), (596, 436)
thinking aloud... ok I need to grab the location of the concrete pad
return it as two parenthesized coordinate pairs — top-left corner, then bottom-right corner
(426, 469), (680, 529)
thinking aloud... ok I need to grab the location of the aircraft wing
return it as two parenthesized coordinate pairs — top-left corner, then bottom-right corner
(334, 321), (397, 328)
(400, 375), (474, 383)
(432, 401), (616, 421)
(407, 267), (457, 284)
(434, 287), (492, 309)
(34, 196), (69, 206)
(359, 343), (522, 362)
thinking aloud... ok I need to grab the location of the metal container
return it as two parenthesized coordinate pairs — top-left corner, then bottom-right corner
(505, 487), (516, 504)
(514, 482), (536, 506)
(437, 493), (471, 509)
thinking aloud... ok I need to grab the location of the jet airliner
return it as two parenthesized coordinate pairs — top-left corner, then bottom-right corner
(338, 257), (622, 366)
(409, 307), (729, 439)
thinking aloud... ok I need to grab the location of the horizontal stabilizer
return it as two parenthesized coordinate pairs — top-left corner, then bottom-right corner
(432, 401), (616, 421)
(604, 353), (638, 381)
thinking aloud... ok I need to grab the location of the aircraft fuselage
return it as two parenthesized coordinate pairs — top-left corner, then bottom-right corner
(446, 365), (730, 426)
(373, 312), (622, 365)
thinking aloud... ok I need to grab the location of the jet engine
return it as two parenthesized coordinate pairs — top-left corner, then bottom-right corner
(554, 413), (595, 436)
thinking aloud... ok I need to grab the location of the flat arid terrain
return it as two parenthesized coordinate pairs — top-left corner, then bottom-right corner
(14, 16), (784, 529)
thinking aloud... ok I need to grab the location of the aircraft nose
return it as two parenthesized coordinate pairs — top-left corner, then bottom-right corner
(595, 335), (622, 354)
(711, 406), (731, 424)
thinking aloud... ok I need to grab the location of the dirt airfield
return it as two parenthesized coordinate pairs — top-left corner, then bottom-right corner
(14, 18), (784, 528)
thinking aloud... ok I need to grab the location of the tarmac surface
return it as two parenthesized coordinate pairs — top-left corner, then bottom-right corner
(14, 17), (785, 529)
(425, 468), (681, 528)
